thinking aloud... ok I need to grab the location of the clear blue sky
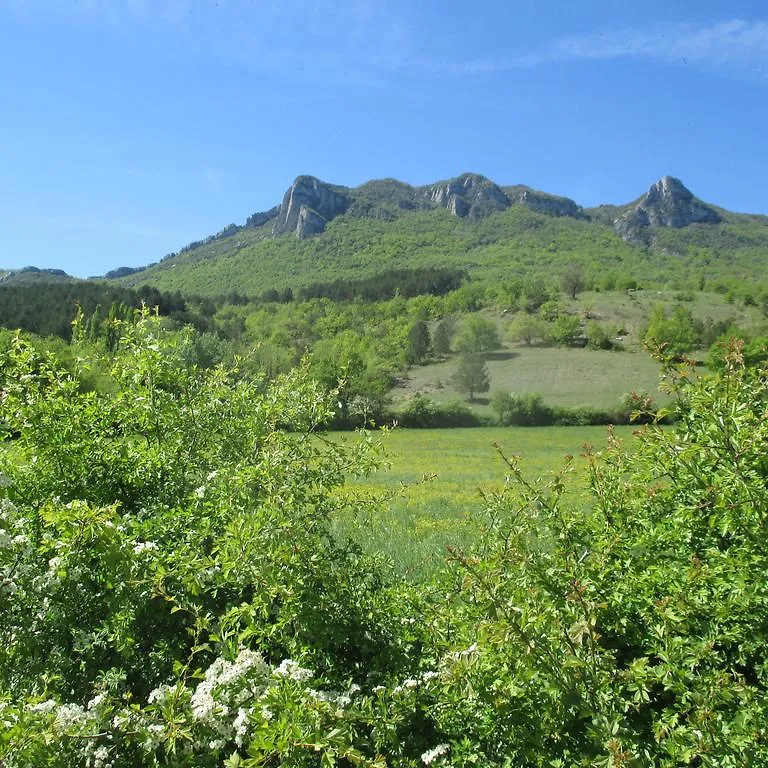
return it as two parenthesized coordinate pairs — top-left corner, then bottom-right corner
(1, 0), (766, 278)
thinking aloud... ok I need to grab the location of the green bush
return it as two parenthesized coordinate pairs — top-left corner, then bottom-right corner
(2, 318), (767, 767)
(411, 345), (768, 765)
(0, 313), (407, 767)
(396, 394), (485, 428)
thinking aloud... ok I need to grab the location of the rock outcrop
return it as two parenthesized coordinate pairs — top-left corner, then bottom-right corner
(614, 176), (721, 242)
(245, 206), (280, 229)
(265, 172), (588, 238)
(272, 176), (350, 238)
(424, 173), (509, 219)
(505, 186), (583, 217)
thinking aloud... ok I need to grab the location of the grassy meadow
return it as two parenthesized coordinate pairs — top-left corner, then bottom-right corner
(334, 424), (637, 579)
(393, 346), (664, 414)
(390, 289), (764, 416)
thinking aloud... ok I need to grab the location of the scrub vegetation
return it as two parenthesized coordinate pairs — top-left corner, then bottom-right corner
(1, 312), (767, 766)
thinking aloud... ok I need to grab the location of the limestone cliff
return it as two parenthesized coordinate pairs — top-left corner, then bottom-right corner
(424, 173), (509, 219)
(504, 186), (583, 217)
(272, 176), (350, 238)
(614, 176), (721, 242)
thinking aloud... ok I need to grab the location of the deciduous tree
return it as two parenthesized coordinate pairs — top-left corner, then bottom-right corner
(452, 353), (490, 402)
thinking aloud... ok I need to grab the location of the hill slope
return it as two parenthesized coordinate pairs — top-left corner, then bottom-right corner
(102, 173), (768, 296)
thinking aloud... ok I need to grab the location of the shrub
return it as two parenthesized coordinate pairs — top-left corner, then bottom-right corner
(395, 395), (485, 428)
(414, 345), (768, 765)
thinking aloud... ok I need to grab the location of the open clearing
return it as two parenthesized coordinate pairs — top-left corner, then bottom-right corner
(389, 289), (763, 417)
(335, 424), (638, 578)
(392, 347), (665, 414)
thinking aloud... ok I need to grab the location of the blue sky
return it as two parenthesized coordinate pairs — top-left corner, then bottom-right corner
(1, 0), (767, 278)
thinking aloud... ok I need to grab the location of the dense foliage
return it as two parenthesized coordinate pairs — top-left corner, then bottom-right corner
(298, 268), (466, 303)
(115, 203), (768, 301)
(0, 281), (200, 340)
(1, 316), (767, 766)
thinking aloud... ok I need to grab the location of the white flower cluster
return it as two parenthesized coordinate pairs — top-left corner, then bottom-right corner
(191, 648), (271, 722)
(391, 668), (441, 695)
(0, 700), (18, 730)
(53, 702), (90, 731)
(421, 743), (450, 765)
(27, 699), (57, 714)
(25, 696), (98, 735)
(306, 682), (361, 711)
(132, 540), (158, 555)
(146, 683), (177, 706)
(18, 651), (344, 762)
(273, 658), (313, 682)
(89, 744), (112, 768)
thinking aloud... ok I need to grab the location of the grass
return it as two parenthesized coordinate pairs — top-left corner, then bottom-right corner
(394, 347), (664, 415)
(334, 424), (637, 579)
(571, 289), (762, 345)
(391, 290), (764, 416)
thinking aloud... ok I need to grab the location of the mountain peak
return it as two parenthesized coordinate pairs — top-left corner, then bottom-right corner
(271, 176), (350, 238)
(647, 175), (693, 202)
(424, 173), (509, 218)
(614, 175), (721, 242)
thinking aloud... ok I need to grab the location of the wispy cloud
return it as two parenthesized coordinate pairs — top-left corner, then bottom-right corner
(0, 0), (409, 83)
(204, 168), (223, 193)
(3, 3), (765, 84)
(439, 19), (768, 79)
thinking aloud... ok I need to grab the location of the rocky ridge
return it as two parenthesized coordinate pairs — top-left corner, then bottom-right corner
(108, 172), (729, 278)
(613, 176), (721, 243)
(240, 172), (586, 240)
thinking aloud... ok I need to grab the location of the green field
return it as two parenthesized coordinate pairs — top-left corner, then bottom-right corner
(394, 346), (664, 414)
(390, 289), (764, 415)
(334, 424), (637, 578)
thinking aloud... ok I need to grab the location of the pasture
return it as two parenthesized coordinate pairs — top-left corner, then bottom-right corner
(390, 289), (764, 417)
(392, 346), (665, 415)
(334, 424), (637, 579)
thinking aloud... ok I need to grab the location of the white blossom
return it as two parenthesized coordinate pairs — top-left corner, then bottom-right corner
(45, 556), (63, 585)
(190, 684), (219, 722)
(54, 702), (88, 731)
(147, 684), (176, 705)
(392, 677), (420, 694)
(91, 745), (110, 768)
(233, 707), (250, 746)
(421, 744), (449, 764)
(87, 693), (106, 710)
(191, 648), (269, 722)
(273, 659), (313, 682)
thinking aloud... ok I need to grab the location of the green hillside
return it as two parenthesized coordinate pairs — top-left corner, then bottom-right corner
(110, 173), (768, 298)
(115, 207), (640, 295)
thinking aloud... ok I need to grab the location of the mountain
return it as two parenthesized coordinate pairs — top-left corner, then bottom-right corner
(0, 266), (74, 285)
(71, 173), (768, 296)
(587, 176), (723, 245)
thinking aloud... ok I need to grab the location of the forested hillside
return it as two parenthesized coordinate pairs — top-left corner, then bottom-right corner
(107, 173), (768, 300)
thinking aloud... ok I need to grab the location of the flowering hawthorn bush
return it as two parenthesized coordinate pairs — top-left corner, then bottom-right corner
(0, 313), (410, 767)
(1, 314), (767, 767)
